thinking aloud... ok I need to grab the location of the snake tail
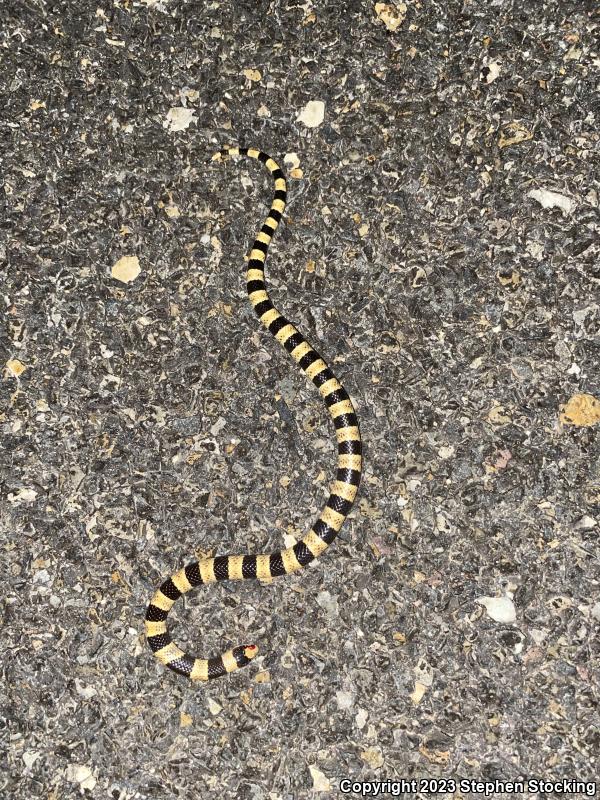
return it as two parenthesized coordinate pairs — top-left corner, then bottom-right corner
(145, 146), (362, 681)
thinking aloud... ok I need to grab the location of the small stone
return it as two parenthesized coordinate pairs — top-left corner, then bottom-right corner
(564, 45), (582, 61)
(355, 708), (368, 729)
(559, 393), (600, 427)
(297, 100), (325, 128)
(316, 590), (339, 616)
(419, 745), (451, 765)
(335, 690), (355, 709)
(165, 107), (196, 132)
(207, 698), (222, 715)
(33, 569), (50, 586)
(8, 487), (37, 505)
(75, 679), (97, 699)
(499, 122), (533, 148)
(360, 746), (384, 769)
(111, 256), (141, 284)
(410, 680), (428, 705)
(210, 416), (226, 435)
(243, 68), (262, 82)
(374, 2), (407, 32)
(23, 751), (40, 769)
(309, 765), (331, 792)
(414, 657), (434, 686)
(5, 359), (26, 377)
(181, 88), (199, 102)
(284, 152), (301, 169)
(438, 445), (455, 459)
(528, 187), (575, 216)
(477, 595), (517, 624)
(66, 765), (97, 792)
(548, 595), (573, 614)
(573, 515), (597, 530)
(180, 711), (193, 727)
(481, 59), (501, 83)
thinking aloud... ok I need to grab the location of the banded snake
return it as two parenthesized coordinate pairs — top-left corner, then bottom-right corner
(145, 147), (362, 680)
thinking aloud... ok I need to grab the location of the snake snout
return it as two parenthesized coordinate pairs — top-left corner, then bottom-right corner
(243, 644), (258, 660)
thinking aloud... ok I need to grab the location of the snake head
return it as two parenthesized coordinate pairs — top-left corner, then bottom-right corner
(243, 644), (258, 661)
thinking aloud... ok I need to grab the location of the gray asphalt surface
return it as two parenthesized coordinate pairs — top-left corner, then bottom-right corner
(1, 1), (599, 798)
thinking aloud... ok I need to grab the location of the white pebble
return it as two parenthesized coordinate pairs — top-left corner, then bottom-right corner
(528, 187), (575, 216)
(573, 515), (597, 530)
(207, 698), (222, 715)
(284, 152), (301, 169)
(75, 679), (97, 699)
(296, 100), (325, 128)
(482, 59), (502, 83)
(355, 707), (368, 729)
(335, 690), (355, 709)
(22, 751), (40, 769)
(8, 487), (37, 505)
(33, 569), (51, 585)
(309, 765), (331, 792)
(165, 107), (196, 132)
(477, 595), (517, 623)
(316, 590), (338, 616)
(66, 764), (97, 791)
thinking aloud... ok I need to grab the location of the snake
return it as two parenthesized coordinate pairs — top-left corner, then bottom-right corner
(145, 147), (362, 681)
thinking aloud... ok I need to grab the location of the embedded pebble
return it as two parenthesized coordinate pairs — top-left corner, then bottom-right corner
(111, 256), (141, 284)
(411, 681), (428, 706)
(374, 2), (407, 32)
(164, 107), (196, 132)
(335, 690), (355, 709)
(527, 187), (575, 216)
(477, 595), (517, 624)
(316, 590), (339, 616)
(309, 766), (331, 792)
(8, 487), (37, 504)
(207, 698), (222, 716)
(243, 68), (262, 82)
(65, 765), (97, 792)
(296, 100), (325, 128)
(355, 708), (368, 729)
(360, 746), (384, 769)
(5, 358), (26, 377)
(22, 751), (40, 769)
(559, 393), (600, 427)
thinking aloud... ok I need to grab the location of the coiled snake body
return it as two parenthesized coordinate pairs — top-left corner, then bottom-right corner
(145, 147), (362, 681)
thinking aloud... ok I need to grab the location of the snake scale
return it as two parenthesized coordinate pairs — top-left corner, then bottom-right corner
(145, 147), (362, 681)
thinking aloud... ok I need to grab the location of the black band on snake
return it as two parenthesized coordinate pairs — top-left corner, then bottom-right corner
(145, 147), (362, 681)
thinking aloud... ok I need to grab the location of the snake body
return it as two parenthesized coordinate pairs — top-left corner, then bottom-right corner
(145, 147), (362, 681)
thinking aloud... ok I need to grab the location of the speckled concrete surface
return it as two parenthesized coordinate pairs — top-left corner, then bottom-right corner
(2, 1), (599, 798)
